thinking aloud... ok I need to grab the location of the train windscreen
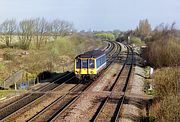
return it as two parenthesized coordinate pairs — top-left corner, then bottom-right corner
(76, 59), (94, 68)
(89, 59), (95, 68)
(82, 60), (88, 68)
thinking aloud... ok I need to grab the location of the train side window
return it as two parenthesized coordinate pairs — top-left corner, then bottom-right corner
(102, 56), (104, 64)
(100, 56), (104, 64)
(96, 58), (100, 68)
(100, 57), (102, 64)
(89, 59), (95, 68)
(76, 59), (81, 68)
(103, 55), (106, 63)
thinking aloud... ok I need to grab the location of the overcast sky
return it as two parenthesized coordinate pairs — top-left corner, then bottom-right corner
(0, 0), (179, 31)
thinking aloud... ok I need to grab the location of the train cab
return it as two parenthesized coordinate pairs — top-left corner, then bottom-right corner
(75, 50), (106, 79)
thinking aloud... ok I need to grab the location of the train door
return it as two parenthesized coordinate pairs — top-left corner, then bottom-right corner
(81, 59), (88, 74)
(88, 59), (95, 74)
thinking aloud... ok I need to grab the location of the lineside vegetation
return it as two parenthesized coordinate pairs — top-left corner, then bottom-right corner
(0, 18), (103, 89)
(118, 19), (180, 122)
(137, 21), (180, 122)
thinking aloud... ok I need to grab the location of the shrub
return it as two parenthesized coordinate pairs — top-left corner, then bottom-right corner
(145, 37), (180, 68)
(153, 67), (180, 97)
(144, 23), (180, 68)
(3, 51), (15, 60)
(95, 33), (115, 41)
(156, 95), (180, 122)
(0, 63), (5, 69)
(151, 67), (180, 122)
(131, 36), (144, 45)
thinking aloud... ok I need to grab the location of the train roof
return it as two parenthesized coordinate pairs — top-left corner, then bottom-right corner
(76, 50), (105, 58)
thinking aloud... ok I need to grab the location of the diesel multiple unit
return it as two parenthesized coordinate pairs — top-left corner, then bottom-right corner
(75, 50), (106, 79)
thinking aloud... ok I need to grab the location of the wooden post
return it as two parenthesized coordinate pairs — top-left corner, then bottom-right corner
(14, 81), (17, 90)
(26, 73), (29, 87)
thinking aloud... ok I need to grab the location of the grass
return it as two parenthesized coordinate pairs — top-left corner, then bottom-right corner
(153, 67), (179, 97)
(149, 67), (180, 122)
(0, 90), (26, 99)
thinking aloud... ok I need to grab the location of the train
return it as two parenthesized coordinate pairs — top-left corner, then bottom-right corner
(74, 50), (106, 80)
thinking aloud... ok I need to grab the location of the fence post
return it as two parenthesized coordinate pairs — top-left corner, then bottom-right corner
(14, 81), (17, 90)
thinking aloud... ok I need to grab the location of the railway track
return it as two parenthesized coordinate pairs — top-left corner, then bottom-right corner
(25, 41), (119, 122)
(27, 81), (92, 122)
(90, 45), (134, 122)
(0, 41), (117, 121)
(46, 42), (121, 122)
(0, 73), (68, 110)
(0, 72), (75, 121)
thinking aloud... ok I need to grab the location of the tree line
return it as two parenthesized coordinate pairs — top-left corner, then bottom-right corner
(0, 18), (74, 49)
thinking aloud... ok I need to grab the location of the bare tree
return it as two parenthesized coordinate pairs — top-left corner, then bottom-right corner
(153, 22), (176, 40)
(136, 19), (151, 38)
(50, 19), (73, 40)
(34, 18), (50, 49)
(0, 19), (17, 47)
(0, 18), (73, 49)
(18, 19), (35, 50)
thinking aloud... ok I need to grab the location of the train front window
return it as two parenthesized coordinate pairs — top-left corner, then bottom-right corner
(76, 59), (81, 68)
(89, 59), (95, 68)
(82, 60), (88, 68)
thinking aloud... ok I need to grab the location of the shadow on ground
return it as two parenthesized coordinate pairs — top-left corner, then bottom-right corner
(36, 71), (80, 84)
(94, 95), (153, 122)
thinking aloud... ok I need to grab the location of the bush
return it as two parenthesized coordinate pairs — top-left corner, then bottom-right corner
(19, 34), (103, 74)
(18, 41), (31, 50)
(145, 37), (180, 68)
(131, 36), (144, 45)
(3, 51), (15, 60)
(144, 23), (180, 68)
(153, 67), (180, 97)
(156, 95), (180, 122)
(49, 37), (76, 58)
(0, 63), (5, 69)
(151, 67), (180, 122)
(95, 33), (115, 41)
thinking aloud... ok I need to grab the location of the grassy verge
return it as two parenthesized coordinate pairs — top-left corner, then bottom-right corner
(0, 90), (26, 99)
